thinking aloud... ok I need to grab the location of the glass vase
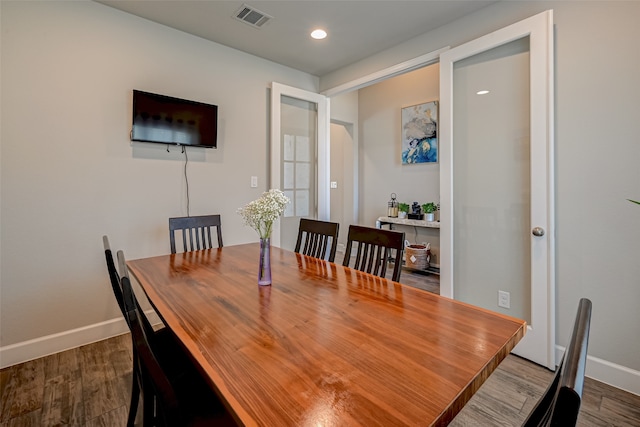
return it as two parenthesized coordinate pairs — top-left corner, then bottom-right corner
(258, 237), (272, 286)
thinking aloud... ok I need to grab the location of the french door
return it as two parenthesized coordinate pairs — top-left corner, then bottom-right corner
(439, 11), (555, 368)
(270, 82), (330, 250)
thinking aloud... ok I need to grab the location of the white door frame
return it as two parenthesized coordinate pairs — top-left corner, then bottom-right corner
(270, 82), (330, 248)
(322, 49), (447, 98)
(439, 10), (555, 369)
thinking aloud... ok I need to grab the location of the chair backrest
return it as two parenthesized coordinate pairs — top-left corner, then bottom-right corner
(116, 250), (158, 340)
(121, 271), (182, 426)
(294, 218), (340, 262)
(169, 215), (223, 254)
(522, 298), (592, 427)
(103, 235), (126, 316)
(342, 225), (405, 282)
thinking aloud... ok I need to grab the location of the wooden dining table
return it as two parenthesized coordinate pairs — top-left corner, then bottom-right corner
(127, 243), (526, 427)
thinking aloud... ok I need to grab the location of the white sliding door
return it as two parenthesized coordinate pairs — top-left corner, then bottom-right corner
(440, 11), (555, 368)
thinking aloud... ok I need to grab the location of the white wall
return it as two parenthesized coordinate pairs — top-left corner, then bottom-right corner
(0, 1), (317, 364)
(324, 1), (640, 392)
(358, 64), (441, 264)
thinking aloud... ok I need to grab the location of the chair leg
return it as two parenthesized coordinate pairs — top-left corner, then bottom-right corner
(127, 372), (140, 427)
(142, 391), (156, 427)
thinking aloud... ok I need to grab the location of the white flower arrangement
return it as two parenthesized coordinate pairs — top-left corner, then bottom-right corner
(237, 189), (290, 239)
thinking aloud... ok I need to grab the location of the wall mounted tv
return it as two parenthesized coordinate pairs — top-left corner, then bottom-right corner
(131, 90), (218, 148)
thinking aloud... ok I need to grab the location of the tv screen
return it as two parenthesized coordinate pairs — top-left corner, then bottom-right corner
(131, 90), (218, 148)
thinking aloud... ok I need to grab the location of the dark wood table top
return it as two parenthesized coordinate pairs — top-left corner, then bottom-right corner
(127, 243), (526, 427)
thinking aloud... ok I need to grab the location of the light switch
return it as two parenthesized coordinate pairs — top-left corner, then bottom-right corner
(330, 181), (338, 189)
(251, 176), (258, 188)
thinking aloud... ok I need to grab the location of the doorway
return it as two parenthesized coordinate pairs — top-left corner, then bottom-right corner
(329, 121), (356, 251)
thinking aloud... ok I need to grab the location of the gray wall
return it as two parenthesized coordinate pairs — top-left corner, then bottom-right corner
(324, 1), (640, 381)
(0, 1), (317, 356)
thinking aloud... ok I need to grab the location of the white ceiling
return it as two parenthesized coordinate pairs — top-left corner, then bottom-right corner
(96, 0), (497, 76)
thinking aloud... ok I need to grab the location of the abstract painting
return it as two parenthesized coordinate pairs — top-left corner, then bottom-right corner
(401, 101), (438, 164)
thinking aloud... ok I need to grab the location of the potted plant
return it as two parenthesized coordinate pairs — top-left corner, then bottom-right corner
(422, 202), (437, 222)
(398, 202), (410, 218)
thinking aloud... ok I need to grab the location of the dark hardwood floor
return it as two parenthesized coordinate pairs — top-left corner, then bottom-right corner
(2, 258), (639, 426)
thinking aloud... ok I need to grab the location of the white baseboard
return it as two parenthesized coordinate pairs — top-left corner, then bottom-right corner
(0, 311), (162, 369)
(556, 345), (640, 396)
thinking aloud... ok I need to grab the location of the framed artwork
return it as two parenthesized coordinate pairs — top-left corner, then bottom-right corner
(401, 100), (438, 164)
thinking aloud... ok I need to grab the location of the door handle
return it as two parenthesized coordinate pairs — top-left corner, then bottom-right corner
(532, 227), (545, 237)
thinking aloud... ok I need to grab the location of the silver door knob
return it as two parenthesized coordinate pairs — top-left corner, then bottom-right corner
(532, 227), (545, 237)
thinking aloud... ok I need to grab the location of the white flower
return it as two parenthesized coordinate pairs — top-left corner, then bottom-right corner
(237, 189), (290, 239)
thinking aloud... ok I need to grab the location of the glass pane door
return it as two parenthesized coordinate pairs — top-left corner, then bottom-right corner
(452, 38), (531, 323)
(270, 83), (329, 250)
(280, 96), (317, 250)
(439, 11), (555, 368)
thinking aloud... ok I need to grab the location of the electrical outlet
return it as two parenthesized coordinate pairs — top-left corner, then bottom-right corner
(498, 290), (510, 309)
(330, 181), (338, 189)
(250, 176), (258, 188)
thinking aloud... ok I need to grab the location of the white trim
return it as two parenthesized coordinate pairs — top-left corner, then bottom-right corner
(0, 318), (127, 368)
(0, 310), (161, 369)
(321, 48), (449, 97)
(555, 346), (640, 397)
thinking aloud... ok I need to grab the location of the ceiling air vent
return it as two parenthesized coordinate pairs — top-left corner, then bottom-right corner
(234, 4), (272, 28)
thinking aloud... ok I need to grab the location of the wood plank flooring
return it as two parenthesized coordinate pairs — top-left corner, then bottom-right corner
(2, 264), (639, 426)
(1, 334), (134, 426)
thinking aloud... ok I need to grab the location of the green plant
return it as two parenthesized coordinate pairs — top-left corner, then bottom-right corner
(628, 199), (640, 205)
(422, 202), (437, 214)
(398, 202), (410, 213)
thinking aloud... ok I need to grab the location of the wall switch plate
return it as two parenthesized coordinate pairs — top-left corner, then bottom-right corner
(250, 176), (258, 188)
(498, 290), (510, 309)
(330, 181), (338, 189)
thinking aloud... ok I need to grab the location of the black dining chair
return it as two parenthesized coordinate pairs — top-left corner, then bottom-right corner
(294, 218), (340, 262)
(120, 252), (236, 427)
(169, 214), (223, 254)
(103, 236), (148, 426)
(104, 236), (193, 426)
(342, 225), (405, 282)
(522, 298), (592, 427)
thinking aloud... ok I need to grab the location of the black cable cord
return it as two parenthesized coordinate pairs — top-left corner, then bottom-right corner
(183, 145), (190, 217)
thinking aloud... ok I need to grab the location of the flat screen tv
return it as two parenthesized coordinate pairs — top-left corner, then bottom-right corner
(131, 90), (218, 148)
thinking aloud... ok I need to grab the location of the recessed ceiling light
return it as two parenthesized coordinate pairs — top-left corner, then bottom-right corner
(477, 90), (490, 95)
(311, 29), (327, 40)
